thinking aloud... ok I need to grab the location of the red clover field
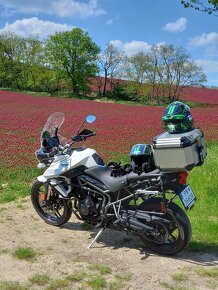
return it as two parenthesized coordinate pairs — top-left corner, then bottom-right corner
(0, 90), (218, 169)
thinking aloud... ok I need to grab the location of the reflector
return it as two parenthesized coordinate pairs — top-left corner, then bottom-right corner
(179, 172), (188, 184)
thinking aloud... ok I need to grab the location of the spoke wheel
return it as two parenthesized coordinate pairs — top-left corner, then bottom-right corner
(138, 198), (192, 255)
(31, 180), (72, 226)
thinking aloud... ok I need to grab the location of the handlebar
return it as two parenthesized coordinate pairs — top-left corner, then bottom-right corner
(47, 147), (59, 158)
(37, 129), (96, 165)
(71, 131), (96, 143)
(83, 132), (96, 138)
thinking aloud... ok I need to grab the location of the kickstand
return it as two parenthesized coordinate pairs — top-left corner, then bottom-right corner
(87, 227), (105, 250)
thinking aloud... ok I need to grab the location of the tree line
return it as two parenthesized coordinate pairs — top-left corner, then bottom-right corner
(0, 28), (207, 104)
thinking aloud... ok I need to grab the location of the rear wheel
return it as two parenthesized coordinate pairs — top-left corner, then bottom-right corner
(31, 180), (72, 226)
(138, 199), (192, 255)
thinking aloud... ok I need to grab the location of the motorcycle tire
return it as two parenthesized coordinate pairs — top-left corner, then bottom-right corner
(138, 198), (192, 255)
(31, 180), (72, 226)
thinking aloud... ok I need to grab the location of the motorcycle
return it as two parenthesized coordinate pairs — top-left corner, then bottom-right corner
(31, 112), (195, 255)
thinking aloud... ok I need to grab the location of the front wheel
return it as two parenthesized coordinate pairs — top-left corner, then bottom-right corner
(31, 180), (72, 226)
(138, 199), (192, 255)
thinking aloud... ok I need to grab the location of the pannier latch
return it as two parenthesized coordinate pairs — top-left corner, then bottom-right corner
(196, 138), (204, 165)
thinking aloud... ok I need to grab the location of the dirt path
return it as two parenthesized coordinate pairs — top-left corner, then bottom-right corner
(0, 198), (217, 290)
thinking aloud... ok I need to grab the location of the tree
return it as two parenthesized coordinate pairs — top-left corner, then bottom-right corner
(181, 0), (218, 15)
(0, 32), (54, 91)
(148, 44), (207, 103)
(45, 28), (100, 94)
(124, 51), (151, 98)
(19, 35), (45, 90)
(145, 46), (167, 105)
(97, 43), (124, 97)
(0, 32), (26, 89)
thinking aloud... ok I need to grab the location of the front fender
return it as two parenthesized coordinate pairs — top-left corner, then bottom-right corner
(37, 175), (47, 183)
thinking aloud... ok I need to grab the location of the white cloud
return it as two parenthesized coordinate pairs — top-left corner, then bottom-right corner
(106, 14), (119, 25)
(110, 40), (166, 55)
(189, 32), (218, 46)
(162, 17), (187, 32)
(0, 17), (74, 38)
(106, 19), (114, 25)
(195, 59), (218, 73)
(124, 41), (151, 54)
(110, 40), (123, 48)
(0, 0), (106, 18)
(110, 40), (151, 55)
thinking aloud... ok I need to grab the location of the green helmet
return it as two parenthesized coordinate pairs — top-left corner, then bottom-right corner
(162, 101), (194, 133)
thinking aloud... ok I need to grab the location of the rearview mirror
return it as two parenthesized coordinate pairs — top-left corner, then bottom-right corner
(86, 115), (96, 124)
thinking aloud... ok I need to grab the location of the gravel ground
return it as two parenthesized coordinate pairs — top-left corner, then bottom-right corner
(0, 198), (217, 290)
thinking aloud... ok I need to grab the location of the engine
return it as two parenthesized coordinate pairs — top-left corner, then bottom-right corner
(76, 190), (103, 225)
(78, 196), (95, 216)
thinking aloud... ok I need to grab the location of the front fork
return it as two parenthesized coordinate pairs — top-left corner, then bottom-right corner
(39, 183), (52, 204)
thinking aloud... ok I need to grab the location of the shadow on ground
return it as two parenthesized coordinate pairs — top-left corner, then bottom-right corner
(61, 221), (218, 267)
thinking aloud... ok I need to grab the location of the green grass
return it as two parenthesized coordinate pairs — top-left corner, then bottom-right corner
(171, 273), (189, 282)
(161, 281), (191, 290)
(30, 269), (129, 290)
(90, 264), (112, 275)
(13, 246), (37, 261)
(45, 278), (70, 290)
(29, 274), (50, 286)
(186, 142), (218, 253)
(86, 275), (106, 289)
(114, 273), (132, 281)
(196, 267), (218, 278)
(66, 271), (87, 282)
(0, 166), (41, 203)
(0, 266), (129, 290)
(161, 266), (218, 290)
(207, 280), (218, 289)
(109, 273), (132, 290)
(0, 281), (28, 290)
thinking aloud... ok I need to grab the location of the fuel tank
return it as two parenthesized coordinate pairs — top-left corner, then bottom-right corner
(42, 148), (104, 179)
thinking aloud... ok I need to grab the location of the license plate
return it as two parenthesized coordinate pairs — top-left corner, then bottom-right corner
(179, 185), (196, 210)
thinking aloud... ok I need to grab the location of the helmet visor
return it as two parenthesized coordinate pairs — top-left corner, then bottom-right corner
(163, 119), (184, 124)
(164, 104), (183, 115)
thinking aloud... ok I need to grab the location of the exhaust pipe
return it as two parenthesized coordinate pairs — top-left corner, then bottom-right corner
(128, 217), (153, 231)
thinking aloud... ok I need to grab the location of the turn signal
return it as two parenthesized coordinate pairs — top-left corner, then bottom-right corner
(40, 193), (46, 201)
(179, 172), (188, 185)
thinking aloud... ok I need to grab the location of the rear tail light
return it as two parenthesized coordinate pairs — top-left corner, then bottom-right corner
(179, 172), (188, 185)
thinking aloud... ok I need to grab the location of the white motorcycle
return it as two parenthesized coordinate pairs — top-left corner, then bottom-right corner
(31, 112), (193, 255)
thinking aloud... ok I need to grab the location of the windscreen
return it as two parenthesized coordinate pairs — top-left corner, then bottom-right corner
(40, 112), (67, 146)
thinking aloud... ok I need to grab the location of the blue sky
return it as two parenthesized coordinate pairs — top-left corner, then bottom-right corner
(0, 0), (218, 86)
